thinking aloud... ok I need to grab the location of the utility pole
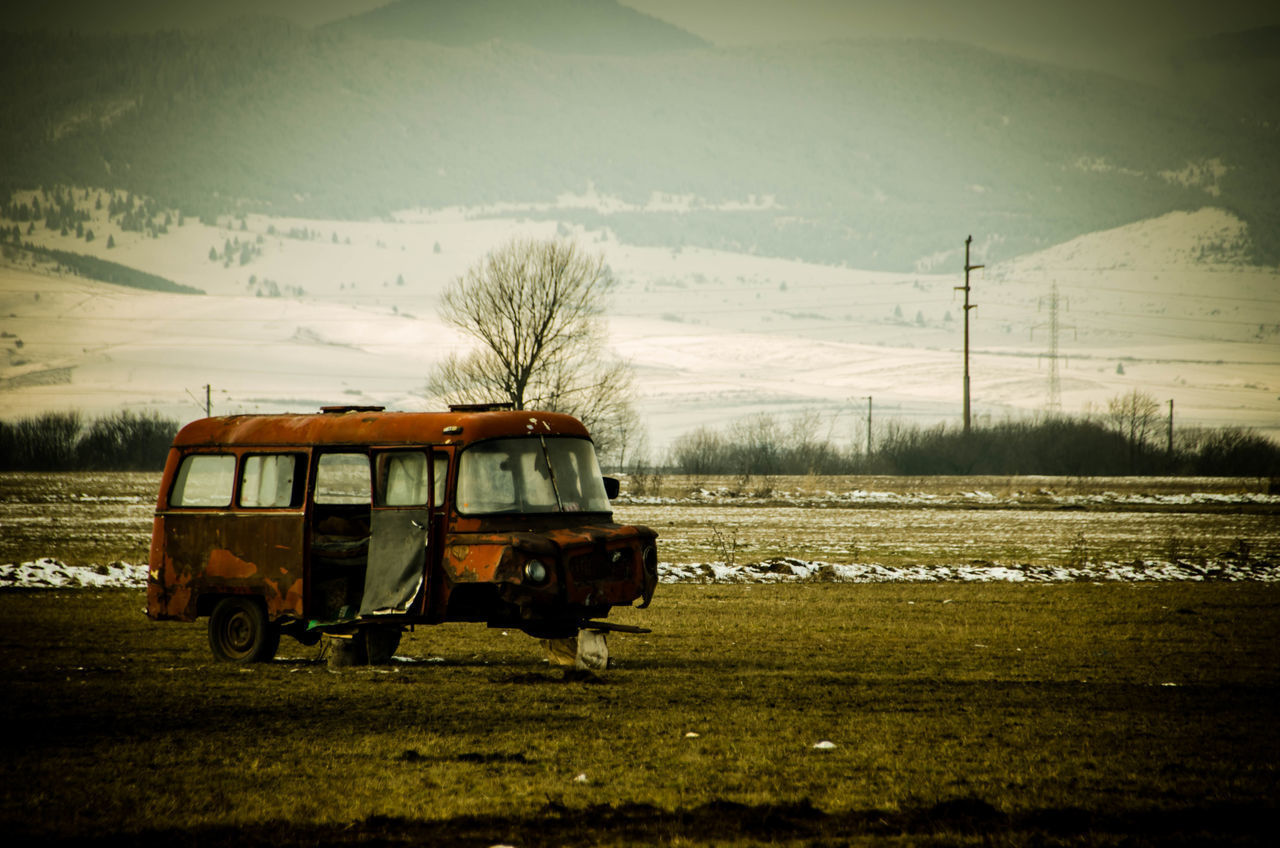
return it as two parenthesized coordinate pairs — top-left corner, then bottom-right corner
(956, 236), (982, 433)
(1044, 283), (1061, 412)
(1167, 398), (1174, 456)
(204, 384), (212, 418)
(1032, 282), (1075, 414)
(865, 396), (873, 457)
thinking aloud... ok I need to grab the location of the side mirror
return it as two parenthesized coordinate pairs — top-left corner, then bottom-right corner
(602, 476), (620, 500)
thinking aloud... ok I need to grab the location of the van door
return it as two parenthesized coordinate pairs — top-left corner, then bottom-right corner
(360, 451), (431, 616)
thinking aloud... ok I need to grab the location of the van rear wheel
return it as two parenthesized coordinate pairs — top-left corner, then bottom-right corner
(208, 597), (279, 662)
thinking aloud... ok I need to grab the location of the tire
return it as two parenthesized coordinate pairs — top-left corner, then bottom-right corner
(208, 597), (279, 663)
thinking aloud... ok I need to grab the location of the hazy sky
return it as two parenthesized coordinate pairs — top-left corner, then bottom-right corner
(9, 0), (1280, 83)
(624, 0), (1280, 81)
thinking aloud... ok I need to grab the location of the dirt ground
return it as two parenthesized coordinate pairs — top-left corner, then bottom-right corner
(3, 584), (1278, 846)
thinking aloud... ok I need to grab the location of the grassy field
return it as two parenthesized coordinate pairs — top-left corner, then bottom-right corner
(3, 582), (1278, 845)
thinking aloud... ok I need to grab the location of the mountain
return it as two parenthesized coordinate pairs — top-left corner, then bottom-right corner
(1169, 25), (1280, 126)
(1, 20), (1277, 270)
(0, 0), (390, 33)
(3, 201), (1277, 449)
(323, 0), (708, 54)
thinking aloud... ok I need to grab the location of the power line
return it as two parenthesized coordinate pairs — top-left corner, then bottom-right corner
(1067, 309), (1272, 329)
(995, 280), (1280, 305)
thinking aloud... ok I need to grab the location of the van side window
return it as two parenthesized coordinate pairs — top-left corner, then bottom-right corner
(170, 454), (236, 507)
(377, 452), (428, 506)
(433, 453), (448, 507)
(240, 454), (300, 508)
(315, 453), (371, 504)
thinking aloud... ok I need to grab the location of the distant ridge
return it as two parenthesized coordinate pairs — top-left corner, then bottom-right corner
(324, 0), (708, 54)
(2, 27), (1278, 270)
(1173, 24), (1280, 65)
(1169, 25), (1280, 122)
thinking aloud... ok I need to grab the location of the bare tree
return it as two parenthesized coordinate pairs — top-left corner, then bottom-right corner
(426, 237), (638, 456)
(1106, 389), (1160, 471)
(671, 425), (724, 479)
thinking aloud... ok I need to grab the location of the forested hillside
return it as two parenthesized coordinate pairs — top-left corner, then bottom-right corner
(1170, 25), (1280, 127)
(2, 8), (1277, 270)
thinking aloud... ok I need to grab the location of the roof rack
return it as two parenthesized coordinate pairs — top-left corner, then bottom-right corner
(448, 402), (515, 413)
(320, 405), (386, 414)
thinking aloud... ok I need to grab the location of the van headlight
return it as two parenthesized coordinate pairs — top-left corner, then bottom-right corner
(524, 559), (548, 584)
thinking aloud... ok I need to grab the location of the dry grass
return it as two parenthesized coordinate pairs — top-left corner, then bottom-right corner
(627, 473), (1277, 500)
(616, 503), (1280, 568)
(3, 582), (1278, 845)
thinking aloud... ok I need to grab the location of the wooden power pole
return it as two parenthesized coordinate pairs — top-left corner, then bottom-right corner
(865, 396), (872, 457)
(956, 236), (982, 433)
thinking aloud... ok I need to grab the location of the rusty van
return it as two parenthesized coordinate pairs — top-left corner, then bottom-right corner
(146, 405), (658, 666)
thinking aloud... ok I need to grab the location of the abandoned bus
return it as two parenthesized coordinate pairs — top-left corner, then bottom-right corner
(146, 405), (658, 665)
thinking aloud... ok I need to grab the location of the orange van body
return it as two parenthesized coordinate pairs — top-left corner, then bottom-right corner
(147, 406), (657, 661)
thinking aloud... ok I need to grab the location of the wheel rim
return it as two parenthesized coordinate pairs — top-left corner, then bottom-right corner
(224, 611), (253, 654)
(215, 606), (258, 659)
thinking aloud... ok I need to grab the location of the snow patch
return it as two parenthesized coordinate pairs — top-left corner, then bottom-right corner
(658, 557), (1277, 584)
(2, 552), (1272, 591)
(618, 487), (1280, 509)
(1, 558), (147, 589)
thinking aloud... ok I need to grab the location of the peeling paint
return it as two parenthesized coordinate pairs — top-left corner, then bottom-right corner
(206, 549), (258, 580)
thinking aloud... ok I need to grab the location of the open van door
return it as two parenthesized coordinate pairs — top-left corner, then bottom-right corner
(359, 451), (432, 616)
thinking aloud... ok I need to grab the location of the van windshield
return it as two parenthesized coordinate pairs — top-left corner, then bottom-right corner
(457, 437), (609, 515)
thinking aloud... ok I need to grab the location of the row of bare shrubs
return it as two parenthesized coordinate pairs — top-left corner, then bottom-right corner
(0, 410), (177, 471)
(668, 414), (1280, 478)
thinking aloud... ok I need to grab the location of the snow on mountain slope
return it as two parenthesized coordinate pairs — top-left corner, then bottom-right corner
(999, 207), (1253, 271)
(3, 202), (1278, 452)
(0, 267), (462, 417)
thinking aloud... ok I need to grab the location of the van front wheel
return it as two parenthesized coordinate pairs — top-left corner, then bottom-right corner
(208, 597), (280, 662)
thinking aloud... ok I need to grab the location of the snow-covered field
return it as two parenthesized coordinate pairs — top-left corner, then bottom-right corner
(3, 552), (1273, 591)
(663, 556), (1279, 583)
(3, 196), (1278, 452)
(622, 484), (1280, 509)
(3, 471), (1275, 589)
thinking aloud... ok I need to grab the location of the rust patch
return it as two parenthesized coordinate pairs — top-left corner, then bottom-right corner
(153, 558), (195, 620)
(171, 409), (590, 451)
(206, 548), (259, 580)
(166, 585), (192, 618)
(445, 543), (504, 582)
(282, 577), (305, 615)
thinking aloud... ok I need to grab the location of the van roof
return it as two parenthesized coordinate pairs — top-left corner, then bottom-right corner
(170, 409), (591, 449)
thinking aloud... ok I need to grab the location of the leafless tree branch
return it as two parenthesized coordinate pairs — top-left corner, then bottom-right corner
(427, 237), (639, 461)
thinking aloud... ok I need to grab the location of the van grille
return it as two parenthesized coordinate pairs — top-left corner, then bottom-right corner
(567, 548), (634, 583)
